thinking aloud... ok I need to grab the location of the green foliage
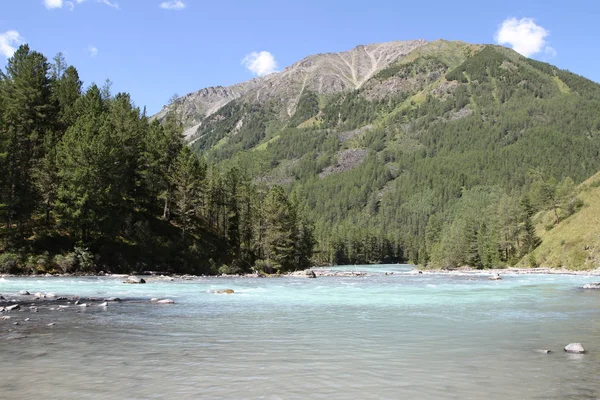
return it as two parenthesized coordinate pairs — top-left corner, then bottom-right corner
(188, 42), (600, 269)
(0, 252), (19, 274)
(289, 91), (319, 127)
(0, 44), (315, 275)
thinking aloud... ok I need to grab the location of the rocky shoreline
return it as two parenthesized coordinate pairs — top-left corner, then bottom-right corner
(3, 266), (600, 280)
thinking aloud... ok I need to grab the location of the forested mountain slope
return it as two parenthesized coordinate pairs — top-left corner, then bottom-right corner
(165, 39), (600, 269)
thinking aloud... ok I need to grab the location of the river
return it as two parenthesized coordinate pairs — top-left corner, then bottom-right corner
(1, 265), (599, 399)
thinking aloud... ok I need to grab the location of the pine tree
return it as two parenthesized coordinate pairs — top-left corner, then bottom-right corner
(173, 147), (205, 239)
(261, 186), (297, 272)
(0, 45), (52, 232)
(520, 196), (541, 256)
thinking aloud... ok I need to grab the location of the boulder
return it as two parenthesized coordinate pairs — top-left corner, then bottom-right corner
(582, 283), (600, 289)
(290, 270), (317, 278)
(5, 304), (20, 312)
(156, 299), (175, 304)
(104, 297), (121, 302)
(45, 293), (57, 298)
(534, 349), (552, 354)
(123, 276), (146, 284)
(150, 298), (159, 302)
(47, 322), (55, 327)
(34, 292), (45, 298)
(0, 316), (11, 321)
(77, 303), (89, 307)
(98, 302), (108, 307)
(489, 274), (502, 281)
(564, 343), (586, 354)
(19, 290), (30, 295)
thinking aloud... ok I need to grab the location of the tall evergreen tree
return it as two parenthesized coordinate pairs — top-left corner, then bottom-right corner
(0, 44), (52, 232)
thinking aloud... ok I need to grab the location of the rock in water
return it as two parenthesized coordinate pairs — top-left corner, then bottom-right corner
(123, 276), (146, 284)
(19, 290), (30, 295)
(564, 343), (586, 354)
(5, 304), (20, 312)
(582, 283), (600, 289)
(0, 316), (11, 321)
(489, 274), (502, 281)
(534, 349), (552, 354)
(290, 270), (317, 278)
(98, 302), (108, 307)
(104, 297), (121, 302)
(156, 299), (175, 304)
(34, 292), (45, 298)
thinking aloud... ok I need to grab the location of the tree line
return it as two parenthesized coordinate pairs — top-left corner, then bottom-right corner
(0, 44), (314, 275)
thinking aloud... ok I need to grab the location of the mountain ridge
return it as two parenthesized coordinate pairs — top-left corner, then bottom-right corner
(155, 39), (430, 139)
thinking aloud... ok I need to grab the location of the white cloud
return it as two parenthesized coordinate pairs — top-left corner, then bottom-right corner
(58, 0), (119, 10)
(0, 30), (25, 58)
(160, 0), (186, 10)
(43, 0), (63, 9)
(242, 51), (278, 76)
(88, 45), (98, 58)
(98, 0), (119, 9)
(494, 17), (555, 58)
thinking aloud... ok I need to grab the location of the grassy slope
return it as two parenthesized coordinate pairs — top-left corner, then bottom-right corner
(530, 172), (600, 270)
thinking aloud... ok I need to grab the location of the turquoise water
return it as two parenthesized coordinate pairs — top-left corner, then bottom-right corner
(1, 265), (600, 399)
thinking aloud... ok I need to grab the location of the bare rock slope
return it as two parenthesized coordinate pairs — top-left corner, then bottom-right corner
(156, 39), (428, 139)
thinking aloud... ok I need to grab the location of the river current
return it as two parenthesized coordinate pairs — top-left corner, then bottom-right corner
(1, 265), (600, 399)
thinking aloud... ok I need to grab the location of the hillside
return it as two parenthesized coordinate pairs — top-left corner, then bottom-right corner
(527, 172), (600, 270)
(159, 39), (600, 269)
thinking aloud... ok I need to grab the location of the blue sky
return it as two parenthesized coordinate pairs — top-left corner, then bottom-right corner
(1, 0), (599, 114)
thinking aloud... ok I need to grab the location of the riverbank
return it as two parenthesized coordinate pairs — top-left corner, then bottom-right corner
(3, 265), (600, 280)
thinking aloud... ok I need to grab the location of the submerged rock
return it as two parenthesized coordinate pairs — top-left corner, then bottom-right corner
(564, 343), (586, 354)
(98, 302), (108, 307)
(489, 274), (502, 281)
(156, 299), (175, 304)
(534, 349), (552, 354)
(208, 289), (235, 294)
(582, 282), (600, 289)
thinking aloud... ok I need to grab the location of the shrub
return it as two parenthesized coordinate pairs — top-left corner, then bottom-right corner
(54, 253), (77, 274)
(0, 253), (20, 274)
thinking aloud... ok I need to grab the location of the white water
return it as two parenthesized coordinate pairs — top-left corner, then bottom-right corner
(1, 265), (600, 399)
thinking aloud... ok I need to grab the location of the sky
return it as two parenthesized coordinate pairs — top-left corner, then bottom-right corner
(1, 0), (599, 114)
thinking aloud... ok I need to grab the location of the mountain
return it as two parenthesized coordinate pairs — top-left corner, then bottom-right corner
(156, 39), (428, 140)
(158, 39), (600, 269)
